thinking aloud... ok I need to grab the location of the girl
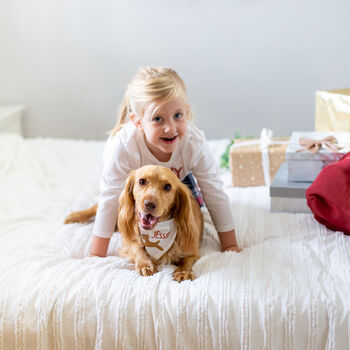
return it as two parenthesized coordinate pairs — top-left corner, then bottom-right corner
(90, 67), (240, 257)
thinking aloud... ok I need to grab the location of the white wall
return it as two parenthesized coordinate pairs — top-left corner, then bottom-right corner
(1, 0), (349, 140)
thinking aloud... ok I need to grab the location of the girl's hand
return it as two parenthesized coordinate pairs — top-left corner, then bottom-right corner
(218, 229), (241, 252)
(89, 235), (110, 257)
(222, 245), (242, 253)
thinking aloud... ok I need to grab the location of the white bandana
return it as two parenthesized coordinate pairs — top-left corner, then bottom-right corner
(139, 219), (177, 260)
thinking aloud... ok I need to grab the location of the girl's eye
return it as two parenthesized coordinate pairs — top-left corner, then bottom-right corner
(163, 183), (172, 191)
(174, 113), (182, 120)
(153, 116), (163, 123)
(139, 178), (146, 185)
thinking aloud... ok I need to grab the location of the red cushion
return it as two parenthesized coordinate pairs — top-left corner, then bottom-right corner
(306, 152), (350, 235)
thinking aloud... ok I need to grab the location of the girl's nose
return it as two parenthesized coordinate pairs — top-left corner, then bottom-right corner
(164, 121), (175, 134)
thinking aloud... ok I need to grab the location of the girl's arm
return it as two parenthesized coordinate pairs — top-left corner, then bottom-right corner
(192, 141), (241, 252)
(92, 131), (137, 257)
(89, 235), (111, 257)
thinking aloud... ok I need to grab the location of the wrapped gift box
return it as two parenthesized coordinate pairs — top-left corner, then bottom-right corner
(286, 131), (350, 182)
(315, 89), (350, 132)
(229, 137), (289, 187)
(270, 162), (311, 213)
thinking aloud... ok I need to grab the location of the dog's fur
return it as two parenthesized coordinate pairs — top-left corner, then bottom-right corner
(65, 165), (203, 282)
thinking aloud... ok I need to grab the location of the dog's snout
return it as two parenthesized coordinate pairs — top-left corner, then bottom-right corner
(144, 200), (157, 211)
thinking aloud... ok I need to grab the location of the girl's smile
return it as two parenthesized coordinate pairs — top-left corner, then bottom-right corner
(160, 135), (178, 144)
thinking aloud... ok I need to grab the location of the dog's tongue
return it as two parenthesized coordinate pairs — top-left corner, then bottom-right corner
(141, 213), (158, 228)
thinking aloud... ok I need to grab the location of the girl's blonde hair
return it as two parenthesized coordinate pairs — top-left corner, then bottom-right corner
(111, 67), (193, 136)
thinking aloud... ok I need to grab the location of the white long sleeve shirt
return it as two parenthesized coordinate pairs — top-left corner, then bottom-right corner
(93, 122), (235, 238)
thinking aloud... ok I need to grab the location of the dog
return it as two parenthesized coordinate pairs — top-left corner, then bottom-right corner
(65, 165), (203, 282)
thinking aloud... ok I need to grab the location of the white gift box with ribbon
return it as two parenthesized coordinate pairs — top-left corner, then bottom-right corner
(286, 131), (350, 182)
(229, 129), (289, 187)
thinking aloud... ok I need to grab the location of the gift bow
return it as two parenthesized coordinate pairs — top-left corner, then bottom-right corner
(230, 128), (288, 187)
(297, 136), (339, 154)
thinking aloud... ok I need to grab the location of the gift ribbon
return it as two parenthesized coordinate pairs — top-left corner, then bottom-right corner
(259, 129), (275, 187)
(297, 136), (340, 154)
(230, 128), (289, 187)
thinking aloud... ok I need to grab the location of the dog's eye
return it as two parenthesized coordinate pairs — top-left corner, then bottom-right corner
(163, 183), (172, 191)
(139, 178), (146, 185)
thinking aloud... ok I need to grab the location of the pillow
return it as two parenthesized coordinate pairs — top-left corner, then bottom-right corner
(306, 152), (350, 235)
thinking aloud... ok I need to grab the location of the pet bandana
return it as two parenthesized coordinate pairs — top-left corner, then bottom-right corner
(139, 219), (177, 260)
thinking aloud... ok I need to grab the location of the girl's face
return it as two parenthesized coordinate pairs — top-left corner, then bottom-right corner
(133, 96), (189, 162)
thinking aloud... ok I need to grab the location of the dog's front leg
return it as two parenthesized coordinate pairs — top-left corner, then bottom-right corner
(135, 247), (157, 277)
(173, 256), (198, 282)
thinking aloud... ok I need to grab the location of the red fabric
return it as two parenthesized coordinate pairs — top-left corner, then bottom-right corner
(306, 152), (350, 235)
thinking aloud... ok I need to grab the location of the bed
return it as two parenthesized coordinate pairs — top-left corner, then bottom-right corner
(0, 133), (349, 350)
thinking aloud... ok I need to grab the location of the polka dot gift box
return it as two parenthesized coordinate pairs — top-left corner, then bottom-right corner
(229, 129), (289, 187)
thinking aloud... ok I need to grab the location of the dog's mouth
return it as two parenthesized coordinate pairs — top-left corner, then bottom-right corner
(138, 212), (160, 230)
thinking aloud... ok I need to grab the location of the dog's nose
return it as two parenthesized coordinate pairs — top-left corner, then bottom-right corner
(144, 200), (157, 211)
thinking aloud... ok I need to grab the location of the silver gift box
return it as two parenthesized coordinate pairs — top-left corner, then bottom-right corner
(285, 131), (350, 182)
(270, 162), (311, 213)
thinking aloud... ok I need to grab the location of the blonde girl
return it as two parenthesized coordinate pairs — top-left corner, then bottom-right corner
(90, 67), (240, 257)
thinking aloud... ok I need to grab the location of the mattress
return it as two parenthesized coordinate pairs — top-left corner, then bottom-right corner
(0, 134), (349, 350)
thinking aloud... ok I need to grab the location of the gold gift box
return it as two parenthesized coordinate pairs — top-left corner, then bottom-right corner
(229, 138), (289, 187)
(315, 89), (350, 132)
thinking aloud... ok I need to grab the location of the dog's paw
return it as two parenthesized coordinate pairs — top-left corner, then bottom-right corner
(136, 263), (157, 277)
(173, 271), (196, 282)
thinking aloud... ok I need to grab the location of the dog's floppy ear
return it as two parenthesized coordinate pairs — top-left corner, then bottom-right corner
(173, 183), (200, 254)
(118, 171), (137, 243)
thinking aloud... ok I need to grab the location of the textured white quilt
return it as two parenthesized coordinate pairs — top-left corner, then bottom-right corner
(0, 134), (349, 350)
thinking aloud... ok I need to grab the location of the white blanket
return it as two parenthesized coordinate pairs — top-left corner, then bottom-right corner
(0, 134), (349, 350)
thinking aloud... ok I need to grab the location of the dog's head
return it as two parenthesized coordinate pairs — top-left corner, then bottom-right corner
(132, 165), (180, 229)
(119, 165), (186, 230)
(118, 164), (202, 255)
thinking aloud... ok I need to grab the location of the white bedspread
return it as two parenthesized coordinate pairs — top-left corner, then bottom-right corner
(0, 134), (349, 350)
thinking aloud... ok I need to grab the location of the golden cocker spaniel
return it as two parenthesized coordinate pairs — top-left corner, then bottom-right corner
(65, 165), (203, 282)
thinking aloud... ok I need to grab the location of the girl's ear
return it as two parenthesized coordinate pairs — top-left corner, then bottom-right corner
(185, 104), (191, 119)
(130, 114), (144, 132)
